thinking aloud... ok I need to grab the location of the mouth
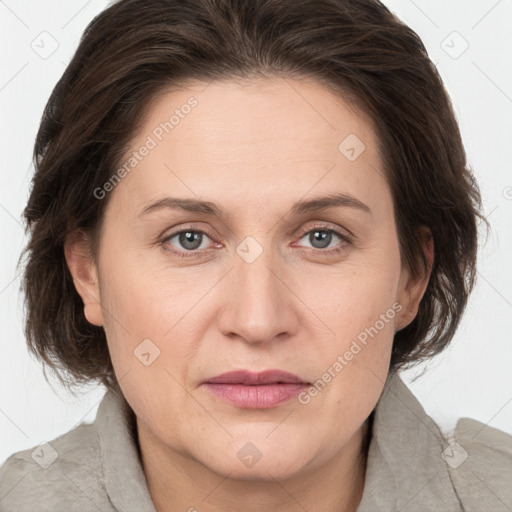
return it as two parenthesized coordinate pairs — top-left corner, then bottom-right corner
(202, 370), (310, 409)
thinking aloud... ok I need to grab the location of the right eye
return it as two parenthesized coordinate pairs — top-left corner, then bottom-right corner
(161, 228), (218, 258)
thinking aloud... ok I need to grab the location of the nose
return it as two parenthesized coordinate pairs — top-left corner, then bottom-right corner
(216, 239), (299, 346)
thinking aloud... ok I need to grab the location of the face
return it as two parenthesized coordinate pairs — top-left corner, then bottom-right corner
(67, 77), (430, 481)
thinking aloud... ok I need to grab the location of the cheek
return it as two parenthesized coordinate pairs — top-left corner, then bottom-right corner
(304, 256), (401, 337)
(97, 254), (212, 390)
(95, 255), (162, 371)
(295, 254), (401, 400)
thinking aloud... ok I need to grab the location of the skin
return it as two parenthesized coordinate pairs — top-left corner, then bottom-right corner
(65, 77), (433, 512)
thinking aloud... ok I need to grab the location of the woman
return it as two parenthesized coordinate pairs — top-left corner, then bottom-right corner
(1, 0), (511, 510)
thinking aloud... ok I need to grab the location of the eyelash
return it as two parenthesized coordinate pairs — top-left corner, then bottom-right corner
(160, 223), (354, 259)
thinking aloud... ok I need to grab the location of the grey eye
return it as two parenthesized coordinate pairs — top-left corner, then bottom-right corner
(168, 230), (210, 251)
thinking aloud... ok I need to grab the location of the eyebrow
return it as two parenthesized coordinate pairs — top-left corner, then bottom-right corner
(137, 192), (371, 218)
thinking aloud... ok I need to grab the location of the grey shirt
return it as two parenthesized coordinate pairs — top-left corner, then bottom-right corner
(1, 372), (511, 511)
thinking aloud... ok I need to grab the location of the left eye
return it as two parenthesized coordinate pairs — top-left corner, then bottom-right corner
(297, 228), (347, 250)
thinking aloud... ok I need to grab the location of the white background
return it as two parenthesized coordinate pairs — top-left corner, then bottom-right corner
(1, 0), (511, 465)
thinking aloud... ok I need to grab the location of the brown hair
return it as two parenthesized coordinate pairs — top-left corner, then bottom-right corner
(21, 0), (487, 389)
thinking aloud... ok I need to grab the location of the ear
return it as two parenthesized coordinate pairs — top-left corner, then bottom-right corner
(64, 230), (104, 327)
(395, 226), (434, 332)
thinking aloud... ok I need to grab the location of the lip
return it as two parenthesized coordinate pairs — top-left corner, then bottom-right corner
(202, 370), (310, 409)
(203, 369), (308, 385)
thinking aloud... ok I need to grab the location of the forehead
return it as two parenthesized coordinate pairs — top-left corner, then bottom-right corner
(108, 77), (389, 218)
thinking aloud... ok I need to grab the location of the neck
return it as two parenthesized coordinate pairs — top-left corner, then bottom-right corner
(135, 415), (372, 512)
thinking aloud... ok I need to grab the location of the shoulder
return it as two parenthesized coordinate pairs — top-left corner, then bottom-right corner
(359, 373), (512, 511)
(0, 420), (112, 512)
(445, 417), (512, 510)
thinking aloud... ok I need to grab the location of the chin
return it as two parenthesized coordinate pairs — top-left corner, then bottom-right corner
(195, 436), (316, 482)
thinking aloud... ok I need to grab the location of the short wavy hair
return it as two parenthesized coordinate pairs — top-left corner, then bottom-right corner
(21, 0), (487, 389)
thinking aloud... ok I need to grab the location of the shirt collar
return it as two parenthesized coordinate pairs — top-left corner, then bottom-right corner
(94, 373), (461, 511)
(356, 371), (461, 511)
(95, 386), (157, 512)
